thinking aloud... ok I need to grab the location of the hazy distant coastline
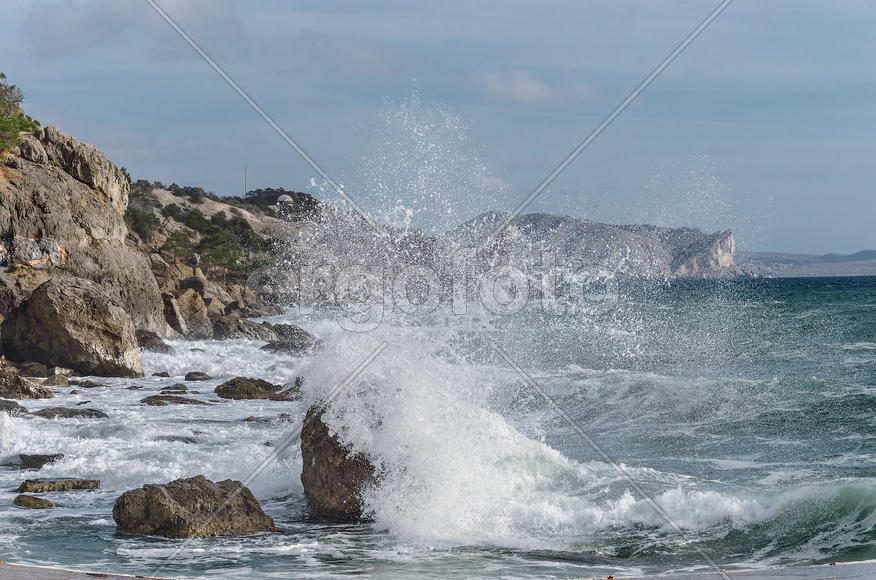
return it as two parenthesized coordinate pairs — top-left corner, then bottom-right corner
(738, 250), (876, 277)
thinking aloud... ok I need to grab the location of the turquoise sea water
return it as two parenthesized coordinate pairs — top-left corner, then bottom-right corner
(0, 276), (873, 578)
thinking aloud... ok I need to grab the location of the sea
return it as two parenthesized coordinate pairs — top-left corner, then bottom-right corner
(0, 276), (874, 578)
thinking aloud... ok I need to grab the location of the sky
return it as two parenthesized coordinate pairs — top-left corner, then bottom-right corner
(4, 0), (875, 253)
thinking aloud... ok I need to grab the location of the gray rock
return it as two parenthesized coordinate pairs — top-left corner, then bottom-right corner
(212, 316), (278, 341)
(19, 454), (64, 469)
(1, 277), (143, 377)
(184, 371), (211, 381)
(2, 126), (167, 334)
(41, 374), (68, 387)
(136, 329), (174, 354)
(0, 399), (29, 415)
(33, 407), (109, 419)
(155, 435), (198, 444)
(152, 371), (170, 377)
(140, 395), (211, 406)
(300, 406), (375, 522)
(112, 475), (280, 538)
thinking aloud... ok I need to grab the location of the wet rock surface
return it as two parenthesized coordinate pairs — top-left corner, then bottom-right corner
(0, 399), (29, 415)
(260, 324), (322, 355)
(32, 406), (109, 419)
(112, 475), (280, 538)
(184, 371), (212, 381)
(16, 479), (100, 493)
(214, 377), (301, 401)
(19, 454), (64, 469)
(300, 406), (376, 522)
(212, 315), (277, 341)
(13, 494), (54, 509)
(136, 329), (174, 354)
(141, 395), (211, 406)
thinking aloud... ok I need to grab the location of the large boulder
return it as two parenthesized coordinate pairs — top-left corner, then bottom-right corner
(1, 277), (144, 377)
(14, 495), (54, 509)
(176, 288), (212, 338)
(214, 377), (300, 401)
(136, 329), (174, 354)
(260, 325), (322, 355)
(0, 360), (53, 399)
(213, 316), (277, 341)
(112, 475), (280, 538)
(300, 406), (376, 522)
(2, 126), (167, 334)
(0, 399), (29, 415)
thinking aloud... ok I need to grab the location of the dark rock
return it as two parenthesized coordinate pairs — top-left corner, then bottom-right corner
(19, 454), (64, 469)
(177, 276), (206, 295)
(274, 324), (322, 348)
(300, 406), (376, 522)
(74, 400), (91, 406)
(152, 371), (170, 377)
(260, 325), (321, 355)
(69, 389), (79, 395)
(160, 389), (188, 395)
(184, 372), (212, 381)
(13, 361), (51, 377)
(140, 395), (211, 406)
(126, 385), (143, 390)
(69, 380), (102, 388)
(0, 362), (53, 400)
(33, 407), (109, 419)
(112, 475), (280, 538)
(1, 277), (144, 377)
(0, 399), (29, 415)
(214, 377), (300, 401)
(243, 413), (293, 424)
(212, 316), (278, 341)
(41, 374), (68, 387)
(13, 494), (54, 509)
(155, 435), (198, 444)
(16, 479), (100, 493)
(136, 330), (174, 354)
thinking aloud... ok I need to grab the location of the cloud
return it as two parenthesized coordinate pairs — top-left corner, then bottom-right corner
(471, 69), (596, 105)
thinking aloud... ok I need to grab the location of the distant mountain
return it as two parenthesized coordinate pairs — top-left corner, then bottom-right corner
(737, 250), (876, 277)
(443, 211), (742, 279)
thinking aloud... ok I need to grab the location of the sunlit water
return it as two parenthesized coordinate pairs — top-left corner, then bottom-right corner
(0, 276), (873, 578)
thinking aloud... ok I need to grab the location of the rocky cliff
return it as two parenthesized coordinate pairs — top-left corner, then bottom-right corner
(443, 211), (742, 279)
(0, 126), (167, 334)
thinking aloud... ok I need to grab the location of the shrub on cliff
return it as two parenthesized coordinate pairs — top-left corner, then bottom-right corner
(0, 73), (38, 153)
(124, 206), (160, 241)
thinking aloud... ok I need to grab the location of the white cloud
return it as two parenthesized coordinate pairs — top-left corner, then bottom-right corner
(471, 69), (595, 105)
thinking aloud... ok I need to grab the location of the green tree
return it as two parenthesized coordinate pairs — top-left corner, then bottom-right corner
(0, 73), (23, 117)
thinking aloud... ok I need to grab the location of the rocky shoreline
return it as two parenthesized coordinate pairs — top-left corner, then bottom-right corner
(0, 123), (745, 540)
